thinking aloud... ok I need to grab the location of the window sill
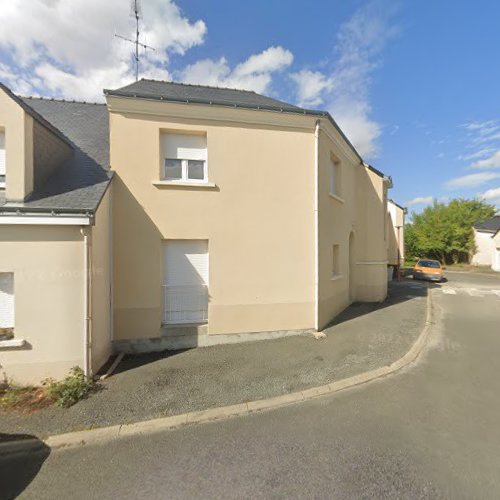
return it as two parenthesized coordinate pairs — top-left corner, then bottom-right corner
(153, 180), (217, 189)
(329, 193), (344, 203)
(0, 338), (27, 349)
(331, 274), (343, 281)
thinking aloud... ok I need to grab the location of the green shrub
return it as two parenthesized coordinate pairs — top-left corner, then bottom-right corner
(45, 367), (95, 408)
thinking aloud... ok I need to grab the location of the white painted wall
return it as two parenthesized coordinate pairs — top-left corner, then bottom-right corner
(471, 229), (496, 266)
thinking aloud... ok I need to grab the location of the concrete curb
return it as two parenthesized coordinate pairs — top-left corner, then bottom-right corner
(5, 288), (434, 453)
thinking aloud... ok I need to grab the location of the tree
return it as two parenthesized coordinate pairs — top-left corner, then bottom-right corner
(404, 198), (496, 264)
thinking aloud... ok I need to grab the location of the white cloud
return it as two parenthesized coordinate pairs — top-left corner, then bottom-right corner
(289, 70), (334, 107)
(480, 186), (500, 200)
(290, 2), (399, 159)
(179, 46), (293, 94)
(446, 172), (500, 189)
(0, 0), (206, 100)
(479, 186), (500, 208)
(406, 196), (433, 206)
(471, 150), (500, 169)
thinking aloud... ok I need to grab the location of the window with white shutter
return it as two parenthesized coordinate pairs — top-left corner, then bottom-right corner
(161, 132), (208, 183)
(0, 131), (5, 187)
(0, 273), (14, 329)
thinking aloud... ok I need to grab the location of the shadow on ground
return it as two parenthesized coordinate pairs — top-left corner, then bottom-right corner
(0, 434), (50, 500)
(0, 279), (429, 438)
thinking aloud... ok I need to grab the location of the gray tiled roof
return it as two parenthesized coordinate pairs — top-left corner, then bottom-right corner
(0, 97), (111, 213)
(473, 215), (500, 233)
(105, 79), (306, 113)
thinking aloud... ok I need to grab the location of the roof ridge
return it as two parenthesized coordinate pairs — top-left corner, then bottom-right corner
(21, 95), (106, 106)
(138, 78), (259, 95)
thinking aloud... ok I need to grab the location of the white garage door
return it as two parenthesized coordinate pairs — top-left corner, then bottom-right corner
(163, 240), (209, 324)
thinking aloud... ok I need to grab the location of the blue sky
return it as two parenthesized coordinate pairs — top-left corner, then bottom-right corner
(0, 0), (499, 211)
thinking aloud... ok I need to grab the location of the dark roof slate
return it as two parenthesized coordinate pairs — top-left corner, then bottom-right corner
(473, 215), (500, 233)
(0, 96), (111, 214)
(105, 79), (305, 113)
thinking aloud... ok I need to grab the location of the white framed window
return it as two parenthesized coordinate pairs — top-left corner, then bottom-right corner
(0, 273), (14, 329)
(161, 132), (208, 183)
(329, 156), (341, 197)
(332, 244), (341, 278)
(0, 130), (5, 188)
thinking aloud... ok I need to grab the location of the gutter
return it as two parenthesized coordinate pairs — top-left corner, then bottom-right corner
(314, 120), (320, 331)
(81, 227), (92, 378)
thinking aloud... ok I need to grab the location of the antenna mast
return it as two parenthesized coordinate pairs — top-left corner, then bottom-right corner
(115, 0), (155, 81)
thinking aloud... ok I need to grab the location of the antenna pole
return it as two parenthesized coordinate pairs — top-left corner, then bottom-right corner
(115, 0), (155, 81)
(134, 0), (139, 81)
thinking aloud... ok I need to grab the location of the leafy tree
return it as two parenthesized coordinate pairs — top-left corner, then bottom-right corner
(404, 198), (496, 264)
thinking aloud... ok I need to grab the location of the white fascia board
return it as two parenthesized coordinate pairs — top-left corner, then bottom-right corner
(0, 215), (92, 225)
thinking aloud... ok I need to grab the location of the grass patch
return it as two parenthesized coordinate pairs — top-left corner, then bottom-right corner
(0, 367), (98, 413)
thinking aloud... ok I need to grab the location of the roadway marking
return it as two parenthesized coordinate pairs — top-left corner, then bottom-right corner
(442, 287), (457, 295)
(493, 290), (500, 298)
(467, 288), (485, 297)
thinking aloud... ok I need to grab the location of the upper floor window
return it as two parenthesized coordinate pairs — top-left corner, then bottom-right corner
(161, 132), (207, 183)
(329, 156), (341, 198)
(0, 130), (5, 188)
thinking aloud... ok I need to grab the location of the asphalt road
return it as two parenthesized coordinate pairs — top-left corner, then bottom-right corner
(4, 271), (500, 499)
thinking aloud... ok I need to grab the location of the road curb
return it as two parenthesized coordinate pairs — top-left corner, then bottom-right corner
(8, 288), (434, 453)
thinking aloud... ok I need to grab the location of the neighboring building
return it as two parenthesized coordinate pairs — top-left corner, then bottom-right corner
(471, 216), (500, 271)
(387, 199), (406, 272)
(0, 79), (393, 385)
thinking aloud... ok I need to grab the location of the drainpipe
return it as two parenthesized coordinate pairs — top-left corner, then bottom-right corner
(80, 226), (92, 378)
(314, 120), (320, 331)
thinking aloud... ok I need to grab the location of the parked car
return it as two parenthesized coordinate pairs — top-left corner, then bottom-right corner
(413, 259), (445, 282)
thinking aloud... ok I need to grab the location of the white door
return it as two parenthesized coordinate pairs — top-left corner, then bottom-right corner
(163, 240), (209, 324)
(0, 273), (14, 329)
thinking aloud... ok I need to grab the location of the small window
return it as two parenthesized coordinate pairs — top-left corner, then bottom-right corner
(0, 130), (5, 188)
(329, 157), (341, 197)
(332, 245), (341, 277)
(0, 273), (14, 329)
(161, 132), (208, 183)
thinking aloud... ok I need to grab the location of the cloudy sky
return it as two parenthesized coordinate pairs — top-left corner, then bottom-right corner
(0, 0), (499, 210)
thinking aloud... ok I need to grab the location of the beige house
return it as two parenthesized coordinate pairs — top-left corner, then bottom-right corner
(471, 216), (500, 271)
(0, 79), (393, 384)
(387, 199), (406, 273)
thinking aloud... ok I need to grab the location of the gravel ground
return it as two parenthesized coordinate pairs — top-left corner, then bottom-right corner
(0, 280), (427, 438)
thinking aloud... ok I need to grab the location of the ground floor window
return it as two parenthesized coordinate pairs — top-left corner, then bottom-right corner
(0, 273), (14, 330)
(162, 240), (209, 324)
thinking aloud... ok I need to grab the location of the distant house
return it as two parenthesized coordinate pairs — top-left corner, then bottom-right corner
(1, 79), (395, 384)
(387, 199), (405, 273)
(471, 216), (500, 271)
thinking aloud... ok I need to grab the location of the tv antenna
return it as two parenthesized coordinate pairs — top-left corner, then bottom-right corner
(115, 0), (155, 81)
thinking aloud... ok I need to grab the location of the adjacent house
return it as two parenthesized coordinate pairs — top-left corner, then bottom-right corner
(0, 79), (393, 385)
(471, 216), (500, 271)
(387, 199), (406, 275)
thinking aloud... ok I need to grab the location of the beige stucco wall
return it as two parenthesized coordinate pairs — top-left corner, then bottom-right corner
(316, 128), (388, 329)
(354, 167), (388, 303)
(0, 88), (34, 201)
(90, 188), (112, 372)
(0, 225), (85, 385)
(109, 98), (316, 340)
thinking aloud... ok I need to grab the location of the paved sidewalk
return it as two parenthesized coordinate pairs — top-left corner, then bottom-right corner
(0, 280), (427, 438)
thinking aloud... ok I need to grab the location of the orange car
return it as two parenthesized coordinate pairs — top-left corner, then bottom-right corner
(413, 259), (445, 282)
